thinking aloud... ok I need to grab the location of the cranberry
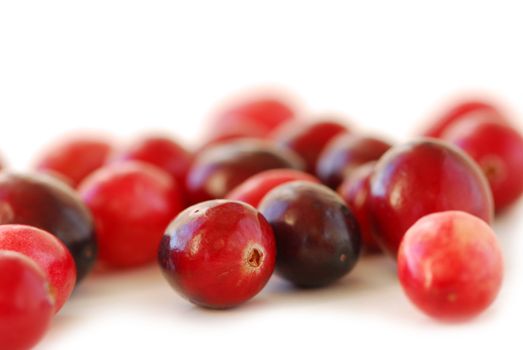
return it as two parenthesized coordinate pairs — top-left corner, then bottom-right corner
(79, 162), (184, 268)
(226, 169), (320, 208)
(0, 225), (76, 312)
(271, 120), (348, 173)
(158, 200), (276, 308)
(259, 181), (361, 287)
(186, 139), (303, 204)
(0, 173), (96, 283)
(443, 118), (523, 212)
(317, 133), (392, 189)
(398, 211), (503, 320)
(0, 251), (54, 350)
(369, 139), (493, 256)
(337, 162), (381, 252)
(34, 134), (114, 188)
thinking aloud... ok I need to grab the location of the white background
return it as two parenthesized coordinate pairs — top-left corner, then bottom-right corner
(0, 1), (522, 349)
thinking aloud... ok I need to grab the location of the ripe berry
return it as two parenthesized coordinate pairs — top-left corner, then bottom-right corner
(317, 133), (392, 189)
(443, 119), (523, 212)
(0, 173), (96, 282)
(79, 162), (184, 268)
(186, 139), (303, 204)
(0, 225), (76, 312)
(369, 139), (493, 256)
(226, 169), (320, 208)
(259, 181), (361, 287)
(398, 211), (503, 320)
(0, 251), (54, 350)
(34, 134), (114, 187)
(158, 200), (276, 308)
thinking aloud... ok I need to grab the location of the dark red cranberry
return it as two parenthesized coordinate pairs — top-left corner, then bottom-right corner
(369, 139), (493, 256)
(271, 120), (348, 173)
(0, 251), (54, 350)
(0, 173), (96, 283)
(259, 181), (361, 287)
(79, 162), (184, 268)
(337, 162), (381, 252)
(0, 225), (76, 312)
(34, 134), (114, 187)
(443, 118), (523, 212)
(226, 169), (320, 208)
(158, 200), (276, 308)
(317, 133), (392, 188)
(186, 139), (303, 204)
(398, 211), (503, 320)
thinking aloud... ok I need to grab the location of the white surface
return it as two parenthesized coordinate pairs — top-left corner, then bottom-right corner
(0, 1), (522, 349)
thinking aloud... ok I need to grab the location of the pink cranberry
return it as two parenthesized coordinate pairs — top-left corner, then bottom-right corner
(369, 139), (493, 256)
(317, 133), (392, 188)
(158, 200), (276, 308)
(226, 169), (320, 208)
(398, 211), (503, 320)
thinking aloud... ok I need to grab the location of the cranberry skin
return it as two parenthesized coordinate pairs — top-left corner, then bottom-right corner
(272, 120), (348, 173)
(369, 139), (494, 256)
(317, 133), (392, 189)
(186, 139), (304, 204)
(158, 200), (276, 308)
(0, 173), (96, 283)
(259, 181), (361, 287)
(337, 162), (381, 252)
(443, 119), (523, 212)
(398, 211), (503, 320)
(0, 251), (54, 350)
(34, 135), (114, 187)
(0, 225), (76, 312)
(226, 169), (320, 208)
(79, 162), (184, 268)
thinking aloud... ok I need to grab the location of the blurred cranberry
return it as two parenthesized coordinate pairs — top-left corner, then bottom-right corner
(34, 134), (114, 188)
(272, 119), (349, 173)
(317, 133), (392, 189)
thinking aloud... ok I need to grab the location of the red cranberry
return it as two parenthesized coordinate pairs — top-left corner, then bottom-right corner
(0, 251), (54, 350)
(34, 134), (114, 187)
(186, 139), (303, 204)
(369, 139), (493, 256)
(317, 133), (392, 188)
(259, 181), (361, 287)
(158, 200), (276, 308)
(271, 120), (348, 173)
(226, 169), (320, 208)
(0, 225), (76, 312)
(0, 173), (96, 282)
(398, 211), (503, 320)
(79, 162), (184, 268)
(337, 162), (381, 252)
(443, 119), (523, 212)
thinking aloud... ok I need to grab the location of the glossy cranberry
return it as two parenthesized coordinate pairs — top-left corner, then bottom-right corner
(317, 133), (392, 189)
(0, 173), (96, 282)
(226, 169), (320, 208)
(79, 162), (184, 268)
(272, 120), (348, 173)
(186, 139), (303, 204)
(443, 119), (523, 212)
(398, 211), (503, 320)
(34, 134), (114, 187)
(369, 139), (493, 256)
(337, 162), (381, 252)
(259, 181), (361, 287)
(0, 225), (75, 312)
(420, 99), (504, 138)
(0, 251), (54, 350)
(158, 200), (276, 308)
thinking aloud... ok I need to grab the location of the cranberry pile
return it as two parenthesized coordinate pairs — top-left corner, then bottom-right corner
(1, 91), (520, 348)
